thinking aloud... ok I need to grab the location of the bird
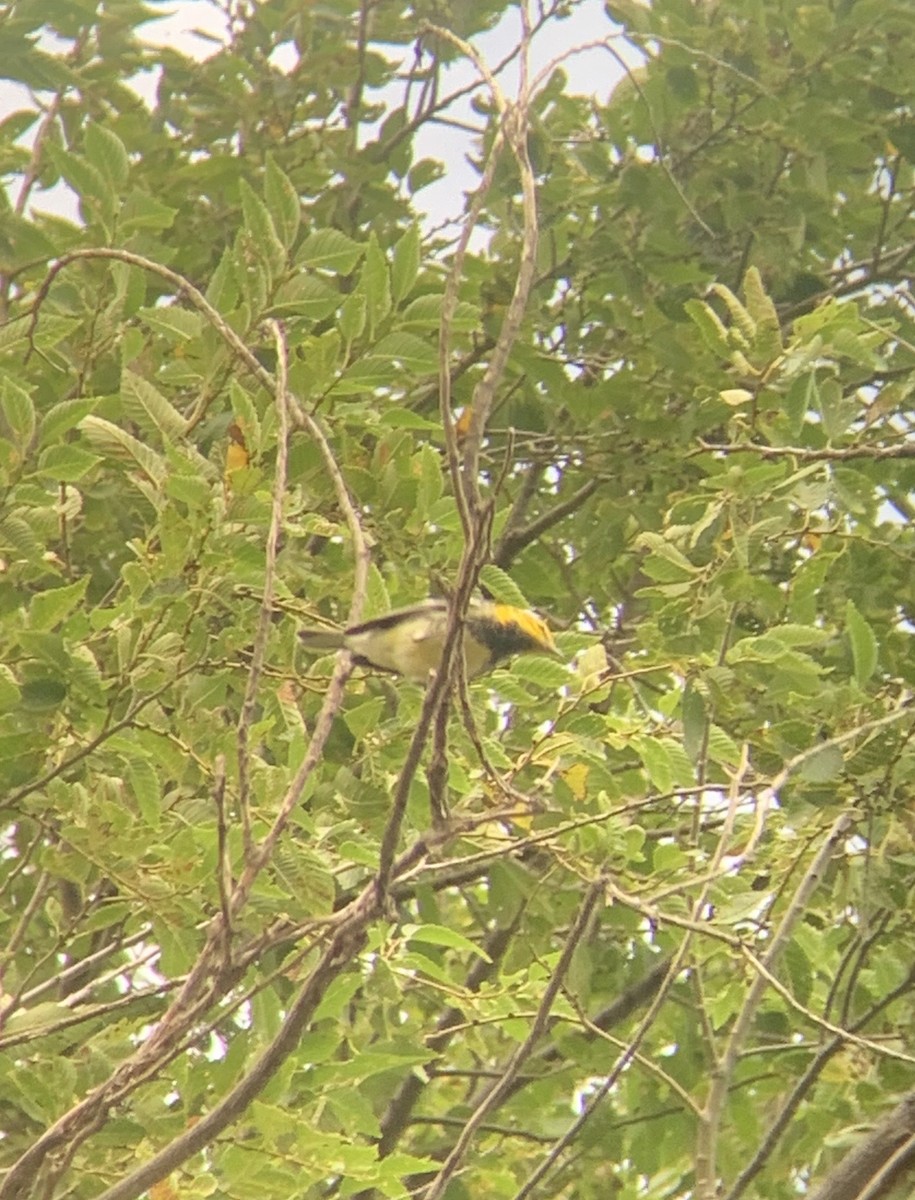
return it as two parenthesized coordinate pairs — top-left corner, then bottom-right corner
(298, 597), (561, 682)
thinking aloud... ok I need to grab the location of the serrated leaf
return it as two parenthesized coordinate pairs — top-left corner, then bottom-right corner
(0, 377), (35, 445)
(166, 473), (213, 509)
(37, 444), (100, 482)
(39, 397), (100, 445)
(708, 282), (755, 347)
(766, 625), (831, 649)
(79, 415), (167, 487)
(264, 153), (301, 248)
(118, 190), (177, 233)
(344, 697), (386, 740)
(271, 274), (339, 320)
(817, 376), (857, 440)
(0, 664), (21, 711)
(632, 735), (674, 792)
(706, 724), (741, 769)
(29, 576), (90, 631)
(127, 758), (161, 827)
(845, 600), (878, 685)
(370, 332), (437, 372)
(377, 409), (440, 430)
(637, 531), (698, 579)
(329, 368), (393, 396)
(121, 370), (187, 440)
(742, 265), (783, 359)
(362, 233), (391, 337)
(391, 223), (421, 305)
(0, 514), (42, 557)
(510, 655), (568, 688)
(135, 306), (202, 342)
(682, 682), (706, 762)
(239, 177), (285, 277)
(20, 677), (67, 711)
(84, 122), (128, 187)
(270, 845), (335, 915)
(684, 298), (731, 356)
(339, 290), (367, 344)
(363, 564), (392, 618)
(798, 743), (844, 783)
(478, 565), (529, 607)
(46, 144), (109, 206)
(784, 939), (813, 1005)
(300, 229), (363, 274)
(402, 294), (479, 331)
(407, 924), (492, 959)
(783, 371), (818, 438)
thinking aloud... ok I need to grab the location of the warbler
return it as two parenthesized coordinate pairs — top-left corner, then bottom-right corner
(298, 597), (561, 681)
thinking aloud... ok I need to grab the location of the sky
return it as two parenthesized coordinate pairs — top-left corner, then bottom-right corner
(2, 0), (634, 226)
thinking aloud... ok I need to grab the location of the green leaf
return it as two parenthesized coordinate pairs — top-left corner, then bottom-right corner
(798, 743), (844, 783)
(478, 565), (529, 606)
(632, 735), (674, 792)
(39, 397), (100, 445)
(264, 153), (301, 249)
(343, 697), (386, 739)
(79, 415), (167, 487)
(816, 376), (857, 440)
(166, 473), (213, 509)
(339, 290), (367, 344)
(406, 924), (492, 959)
(271, 274), (339, 320)
(369, 332), (438, 372)
(845, 600), (878, 685)
(362, 232), (391, 337)
(118, 190), (177, 233)
(391, 223), (421, 305)
(29, 576), (90, 631)
(47, 145), (111, 212)
(20, 677), (67, 711)
(0, 664), (21, 711)
(376, 409), (440, 430)
(682, 682), (706, 761)
(742, 265), (783, 359)
(637, 532), (699, 580)
(404, 295), (478, 331)
(135, 306), (202, 343)
(121, 370), (187, 440)
(84, 122), (129, 187)
(240, 177), (285, 272)
(300, 229), (363, 274)
(707, 724), (741, 769)
(0, 377), (35, 446)
(782, 372), (818, 438)
(684, 297), (731, 357)
(37, 444), (101, 481)
(510, 655), (568, 688)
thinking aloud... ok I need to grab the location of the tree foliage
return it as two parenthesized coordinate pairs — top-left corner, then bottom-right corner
(1, 1), (915, 1198)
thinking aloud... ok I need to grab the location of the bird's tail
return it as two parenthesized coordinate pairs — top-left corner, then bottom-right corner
(298, 628), (345, 651)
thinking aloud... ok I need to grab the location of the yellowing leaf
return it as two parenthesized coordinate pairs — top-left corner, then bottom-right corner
(562, 762), (590, 800)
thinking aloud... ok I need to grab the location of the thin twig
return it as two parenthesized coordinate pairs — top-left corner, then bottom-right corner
(213, 754), (232, 953)
(236, 319), (290, 860)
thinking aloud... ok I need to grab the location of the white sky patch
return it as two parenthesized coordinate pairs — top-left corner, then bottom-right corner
(1, 1), (632, 229)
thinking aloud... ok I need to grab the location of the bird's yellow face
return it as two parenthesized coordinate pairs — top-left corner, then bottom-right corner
(487, 605), (558, 656)
(464, 603), (561, 672)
